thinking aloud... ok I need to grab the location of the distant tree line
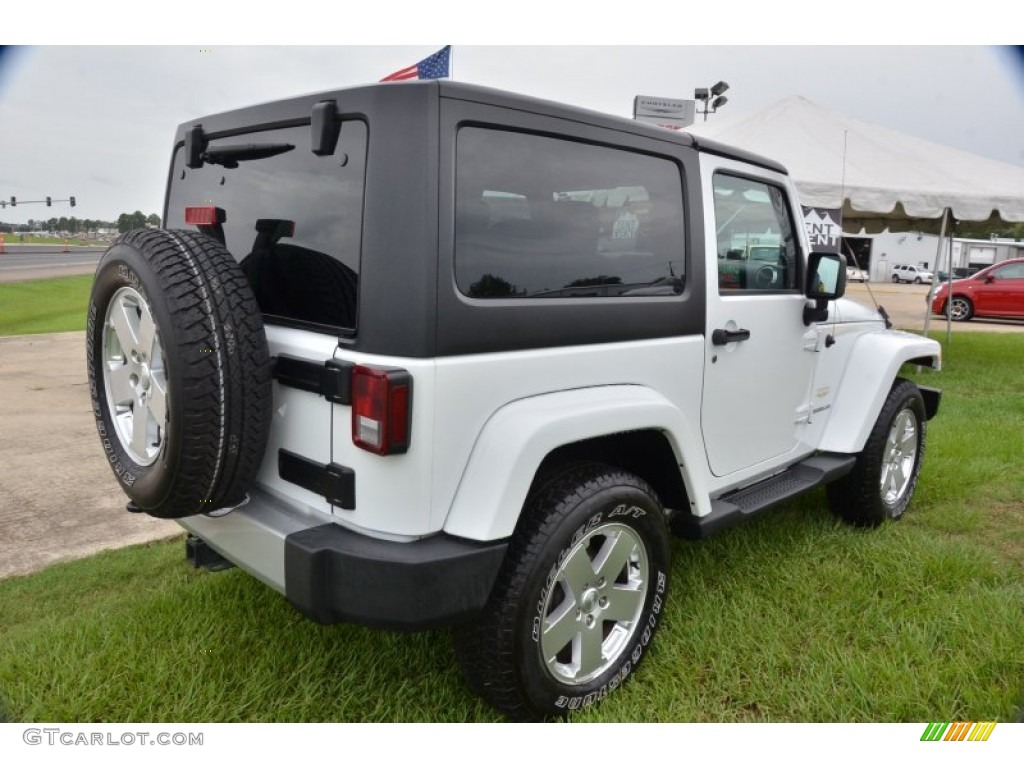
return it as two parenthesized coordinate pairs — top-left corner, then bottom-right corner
(0, 211), (161, 235)
(0, 217), (115, 234)
(954, 220), (1024, 240)
(117, 211), (162, 233)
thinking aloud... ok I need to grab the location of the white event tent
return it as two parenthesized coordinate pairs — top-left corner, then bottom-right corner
(689, 96), (1024, 336)
(689, 95), (1024, 235)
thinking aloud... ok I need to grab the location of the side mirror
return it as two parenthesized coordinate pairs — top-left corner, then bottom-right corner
(804, 252), (847, 325)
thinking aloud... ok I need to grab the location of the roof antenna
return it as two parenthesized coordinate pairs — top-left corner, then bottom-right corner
(839, 129), (888, 326)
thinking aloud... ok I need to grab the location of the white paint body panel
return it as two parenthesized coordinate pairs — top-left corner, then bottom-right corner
(327, 350), (437, 539)
(431, 337), (707, 537)
(698, 154), (819, 478)
(815, 328), (941, 454)
(255, 325), (341, 519)
(443, 384), (710, 542)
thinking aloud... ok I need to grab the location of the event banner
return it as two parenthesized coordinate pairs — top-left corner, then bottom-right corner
(802, 207), (843, 253)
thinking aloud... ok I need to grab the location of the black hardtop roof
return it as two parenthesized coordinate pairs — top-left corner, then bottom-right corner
(173, 80), (787, 175)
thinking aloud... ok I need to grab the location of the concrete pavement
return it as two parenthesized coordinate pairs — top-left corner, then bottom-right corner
(0, 331), (179, 580)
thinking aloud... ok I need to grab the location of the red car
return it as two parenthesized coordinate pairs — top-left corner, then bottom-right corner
(931, 258), (1024, 321)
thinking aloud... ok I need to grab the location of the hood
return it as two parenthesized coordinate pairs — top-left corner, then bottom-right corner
(833, 297), (886, 325)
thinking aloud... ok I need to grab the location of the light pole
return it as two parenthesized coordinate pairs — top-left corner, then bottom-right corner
(695, 81), (730, 122)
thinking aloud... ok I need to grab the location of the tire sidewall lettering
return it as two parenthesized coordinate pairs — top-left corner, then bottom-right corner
(527, 482), (669, 716)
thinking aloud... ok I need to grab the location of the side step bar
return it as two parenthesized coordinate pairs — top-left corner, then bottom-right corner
(672, 453), (856, 540)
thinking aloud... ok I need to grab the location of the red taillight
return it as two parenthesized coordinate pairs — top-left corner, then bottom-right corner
(184, 206), (225, 226)
(351, 365), (412, 455)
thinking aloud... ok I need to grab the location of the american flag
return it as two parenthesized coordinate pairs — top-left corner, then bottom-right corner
(380, 46), (451, 82)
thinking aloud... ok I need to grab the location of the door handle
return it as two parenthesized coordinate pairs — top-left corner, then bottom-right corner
(711, 328), (751, 345)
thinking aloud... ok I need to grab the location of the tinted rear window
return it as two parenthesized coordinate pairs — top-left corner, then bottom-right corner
(455, 127), (685, 299)
(166, 121), (367, 332)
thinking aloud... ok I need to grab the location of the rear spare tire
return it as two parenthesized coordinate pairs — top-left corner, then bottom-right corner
(86, 229), (272, 519)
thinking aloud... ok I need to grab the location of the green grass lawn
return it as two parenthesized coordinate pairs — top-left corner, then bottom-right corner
(0, 274), (92, 336)
(0, 332), (1021, 722)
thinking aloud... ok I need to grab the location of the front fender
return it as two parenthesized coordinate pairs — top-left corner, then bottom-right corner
(442, 385), (709, 542)
(817, 330), (941, 454)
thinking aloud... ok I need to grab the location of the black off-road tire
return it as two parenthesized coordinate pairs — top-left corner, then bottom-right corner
(454, 464), (671, 721)
(827, 378), (927, 527)
(86, 229), (272, 519)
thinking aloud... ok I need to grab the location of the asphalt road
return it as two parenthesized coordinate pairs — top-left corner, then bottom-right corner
(0, 244), (105, 283)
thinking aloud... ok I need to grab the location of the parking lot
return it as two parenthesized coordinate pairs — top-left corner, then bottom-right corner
(846, 281), (1024, 334)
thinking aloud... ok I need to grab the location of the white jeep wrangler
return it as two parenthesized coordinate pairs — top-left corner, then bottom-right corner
(86, 81), (941, 720)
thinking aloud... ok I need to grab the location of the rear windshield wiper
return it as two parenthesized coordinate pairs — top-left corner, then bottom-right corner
(201, 143), (295, 168)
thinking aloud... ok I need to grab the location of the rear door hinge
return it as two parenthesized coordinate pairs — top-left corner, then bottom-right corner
(278, 449), (355, 510)
(273, 355), (353, 404)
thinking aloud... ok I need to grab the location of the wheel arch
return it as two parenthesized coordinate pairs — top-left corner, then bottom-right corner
(530, 430), (691, 516)
(442, 386), (709, 542)
(817, 330), (940, 455)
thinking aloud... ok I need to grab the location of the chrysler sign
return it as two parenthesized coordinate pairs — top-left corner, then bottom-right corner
(633, 95), (695, 130)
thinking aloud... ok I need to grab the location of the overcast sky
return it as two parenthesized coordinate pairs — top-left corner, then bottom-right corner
(1, 44), (1022, 226)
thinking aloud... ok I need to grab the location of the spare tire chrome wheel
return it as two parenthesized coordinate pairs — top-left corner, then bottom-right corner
(101, 286), (168, 466)
(87, 229), (272, 519)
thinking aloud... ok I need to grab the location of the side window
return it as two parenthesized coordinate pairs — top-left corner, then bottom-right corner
(712, 173), (799, 292)
(992, 263), (1024, 279)
(455, 127), (685, 299)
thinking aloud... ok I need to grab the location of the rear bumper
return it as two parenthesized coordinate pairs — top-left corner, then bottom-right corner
(179, 489), (507, 631)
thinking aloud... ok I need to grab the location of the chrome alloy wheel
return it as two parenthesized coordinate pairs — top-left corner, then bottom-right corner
(101, 286), (168, 466)
(880, 407), (918, 507)
(949, 297), (972, 321)
(539, 521), (649, 685)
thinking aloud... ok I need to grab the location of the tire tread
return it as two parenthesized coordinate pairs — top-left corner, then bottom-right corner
(454, 464), (668, 720)
(87, 228), (271, 519)
(826, 377), (926, 527)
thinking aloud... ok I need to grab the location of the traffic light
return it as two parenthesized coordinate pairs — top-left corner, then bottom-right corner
(9, 197), (14, 207)
(46, 196), (52, 207)
(70, 196), (76, 207)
